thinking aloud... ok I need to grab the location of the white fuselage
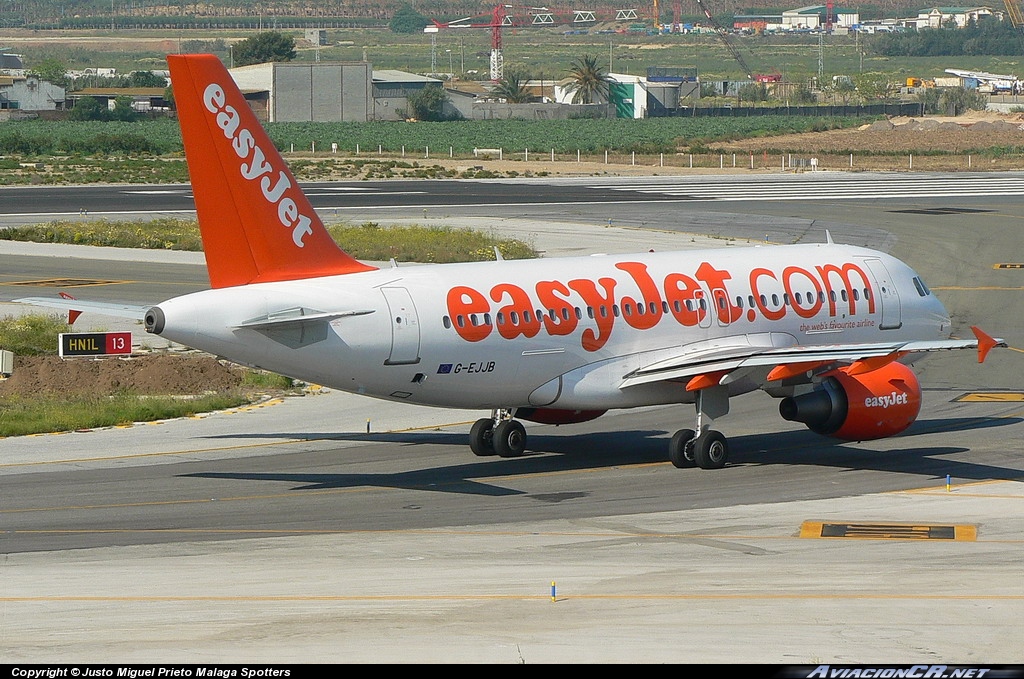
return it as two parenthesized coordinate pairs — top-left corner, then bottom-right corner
(149, 242), (952, 412)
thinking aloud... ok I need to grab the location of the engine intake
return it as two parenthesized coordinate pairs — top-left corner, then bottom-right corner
(779, 362), (922, 441)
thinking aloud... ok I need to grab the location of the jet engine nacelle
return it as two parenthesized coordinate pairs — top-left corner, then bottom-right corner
(516, 408), (607, 425)
(778, 362), (922, 441)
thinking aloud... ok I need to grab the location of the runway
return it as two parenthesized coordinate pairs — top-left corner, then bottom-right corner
(2, 173), (1024, 663)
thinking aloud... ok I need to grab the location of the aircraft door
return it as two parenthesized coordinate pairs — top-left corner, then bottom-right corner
(863, 258), (902, 330)
(381, 286), (421, 365)
(695, 290), (713, 329)
(712, 288), (731, 327)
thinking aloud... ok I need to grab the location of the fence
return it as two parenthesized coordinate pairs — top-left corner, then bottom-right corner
(652, 103), (925, 118)
(291, 145), (1024, 174)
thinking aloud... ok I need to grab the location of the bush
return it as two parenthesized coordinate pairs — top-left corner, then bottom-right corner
(0, 313), (70, 356)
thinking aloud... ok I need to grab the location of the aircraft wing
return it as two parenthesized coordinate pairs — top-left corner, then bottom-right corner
(620, 328), (1004, 390)
(13, 296), (151, 320)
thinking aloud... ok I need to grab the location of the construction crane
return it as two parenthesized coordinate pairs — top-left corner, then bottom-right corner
(428, 4), (641, 81)
(692, 0), (780, 81)
(1005, 0), (1024, 31)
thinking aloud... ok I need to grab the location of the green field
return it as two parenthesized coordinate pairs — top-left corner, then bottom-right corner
(6, 26), (1022, 88)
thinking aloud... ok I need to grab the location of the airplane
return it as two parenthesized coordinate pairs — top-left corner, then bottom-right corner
(17, 53), (1005, 470)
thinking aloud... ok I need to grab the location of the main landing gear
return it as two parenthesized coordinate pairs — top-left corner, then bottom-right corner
(668, 387), (730, 470)
(470, 409), (526, 458)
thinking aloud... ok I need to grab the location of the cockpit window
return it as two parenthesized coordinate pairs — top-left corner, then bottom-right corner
(912, 276), (931, 297)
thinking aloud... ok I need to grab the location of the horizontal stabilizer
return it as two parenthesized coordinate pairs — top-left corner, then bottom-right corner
(14, 296), (150, 320)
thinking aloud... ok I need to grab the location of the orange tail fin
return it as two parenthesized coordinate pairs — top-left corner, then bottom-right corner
(167, 54), (376, 288)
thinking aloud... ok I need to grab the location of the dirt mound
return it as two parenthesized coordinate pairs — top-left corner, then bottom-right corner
(714, 114), (1024, 154)
(0, 353), (246, 397)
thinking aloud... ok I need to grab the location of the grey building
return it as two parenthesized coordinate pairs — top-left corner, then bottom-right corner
(371, 69), (445, 121)
(229, 62), (373, 123)
(227, 62), (444, 123)
(0, 75), (65, 111)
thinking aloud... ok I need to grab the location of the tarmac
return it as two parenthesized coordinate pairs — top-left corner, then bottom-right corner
(2, 214), (1023, 665)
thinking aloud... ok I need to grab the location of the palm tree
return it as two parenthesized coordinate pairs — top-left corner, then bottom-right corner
(492, 69), (532, 103)
(565, 54), (610, 105)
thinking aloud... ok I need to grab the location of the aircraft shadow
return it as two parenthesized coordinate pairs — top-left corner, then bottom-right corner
(184, 416), (1024, 496)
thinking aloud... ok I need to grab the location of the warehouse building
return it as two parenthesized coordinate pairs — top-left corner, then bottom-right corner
(227, 61), (443, 122)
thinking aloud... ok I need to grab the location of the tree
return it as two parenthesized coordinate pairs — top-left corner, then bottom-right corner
(28, 57), (69, 89)
(404, 85), (450, 121)
(126, 71), (167, 88)
(565, 54), (609, 105)
(738, 82), (769, 103)
(233, 31), (296, 67)
(492, 69), (531, 103)
(69, 96), (108, 121)
(939, 86), (988, 115)
(390, 3), (428, 34)
(110, 96), (139, 122)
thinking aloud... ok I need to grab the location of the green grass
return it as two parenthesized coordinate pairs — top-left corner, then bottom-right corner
(2, 218), (540, 262)
(0, 313), (71, 356)
(0, 392), (251, 437)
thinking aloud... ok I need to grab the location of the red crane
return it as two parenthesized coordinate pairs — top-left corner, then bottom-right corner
(429, 5), (642, 81)
(428, 4), (508, 81)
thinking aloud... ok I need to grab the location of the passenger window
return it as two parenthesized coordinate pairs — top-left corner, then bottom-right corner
(457, 315), (465, 328)
(443, 315), (452, 329)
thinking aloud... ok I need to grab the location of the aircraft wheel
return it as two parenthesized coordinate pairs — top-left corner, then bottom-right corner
(693, 430), (729, 470)
(493, 420), (527, 458)
(668, 428), (696, 468)
(469, 418), (496, 457)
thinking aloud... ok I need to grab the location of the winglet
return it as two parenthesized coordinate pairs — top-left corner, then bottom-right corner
(167, 54), (376, 288)
(59, 291), (81, 325)
(971, 326), (1002, 363)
